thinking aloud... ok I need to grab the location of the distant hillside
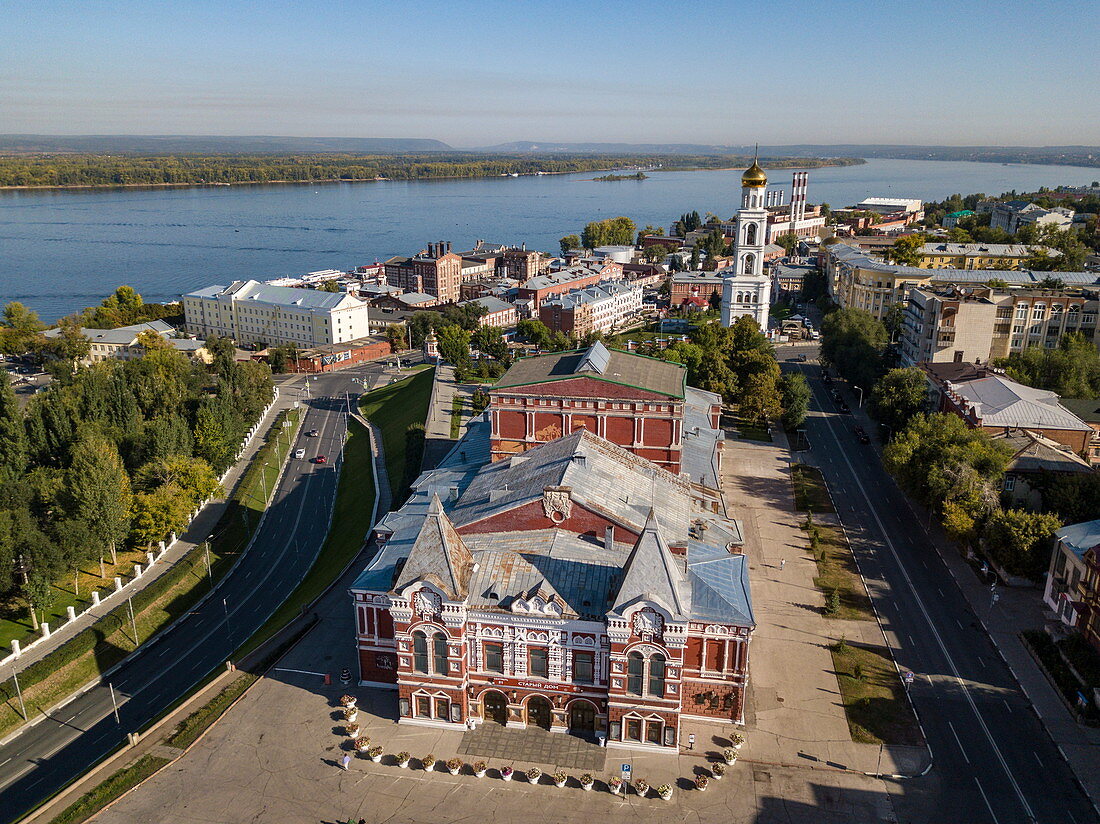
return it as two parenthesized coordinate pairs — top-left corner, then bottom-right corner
(0, 134), (453, 154)
(479, 141), (750, 155)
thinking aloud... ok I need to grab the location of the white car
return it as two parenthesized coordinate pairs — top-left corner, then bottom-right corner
(294, 448), (306, 459)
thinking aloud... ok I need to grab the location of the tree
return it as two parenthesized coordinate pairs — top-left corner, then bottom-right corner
(42, 317), (91, 372)
(637, 225), (664, 245)
(548, 331), (573, 352)
(25, 572), (55, 631)
(869, 367), (927, 435)
(130, 484), (191, 548)
(820, 308), (887, 389)
(135, 329), (170, 351)
(471, 326), (508, 362)
(192, 396), (237, 473)
(516, 318), (552, 349)
(268, 344), (297, 373)
(317, 280), (340, 292)
(136, 455), (222, 507)
(774, 232), (800, 255)
(64, 434), (133, 564)
(780, 372), (810, 429)
(0, 301), (45, 354)
(982, 509), (1062, 579)
(559, 234), (581, 256)
(0, 371), (26, 477)
(436, 325), (471, 368)
(885, 234), (927, 266)
(641, 244), (668, 264)
(385, 324), (406, 352)
(581, 216), (636, 248)
(994, 332), (1100, 398)
(689, 247), (700, 270)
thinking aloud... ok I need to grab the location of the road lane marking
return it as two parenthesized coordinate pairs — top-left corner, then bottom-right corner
(1002, 699), (1011, 713)
(1033, 751), (1043, 768)
(947, 721), (970, 763)
(974, 778), (1000, 824)
(812, 380), (1037, 822)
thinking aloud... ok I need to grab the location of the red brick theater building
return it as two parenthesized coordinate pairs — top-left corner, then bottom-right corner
(350, 344), (754, 752)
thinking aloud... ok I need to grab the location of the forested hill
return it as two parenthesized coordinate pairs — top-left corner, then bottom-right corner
(0, 134), (453, 154)
(0, 152), (863, 189)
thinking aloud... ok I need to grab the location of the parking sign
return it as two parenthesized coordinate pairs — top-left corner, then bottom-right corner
(621, 763), (631, 781)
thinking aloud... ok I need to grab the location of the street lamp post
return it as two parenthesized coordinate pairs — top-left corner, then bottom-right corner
(9, 663), (26, 720)
(126, 595), (138, 645)
(854, 386), (864, 408)
(222, 597), (233, 643)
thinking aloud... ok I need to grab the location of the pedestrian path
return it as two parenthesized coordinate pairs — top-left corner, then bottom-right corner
(720, 431), (928, 779)
(4, 390), (296, 677)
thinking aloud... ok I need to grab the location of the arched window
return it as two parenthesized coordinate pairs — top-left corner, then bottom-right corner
(412, 631), (428, 674)
(433, 632), (448, 674)
(627, 652), (644, 696)
(648, 654), (666, 697)
(743, 254), (755, 275)
(745, 223), (757, 246)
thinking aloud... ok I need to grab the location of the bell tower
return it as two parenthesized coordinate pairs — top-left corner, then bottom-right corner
(736, 147), (767, 280)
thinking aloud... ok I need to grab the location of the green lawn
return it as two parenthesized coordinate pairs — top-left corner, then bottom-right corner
(360, 367), (434, 502)
(165, 673), (259, 750)
(450, 396), (464, 439)
(48, 755), (173, 824)
(790, 463), (834, 513)
(236, 417), (376, 657)
(0, 409), (300, 741)
(830, 639), (923, 746)
(806, 523), (874, 622)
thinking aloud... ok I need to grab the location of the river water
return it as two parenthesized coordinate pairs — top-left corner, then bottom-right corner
(2, 158), (1097, 321)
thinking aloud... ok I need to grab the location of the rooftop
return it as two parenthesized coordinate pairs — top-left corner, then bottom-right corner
(1055, 519), (1100, 559)
(949, 375), (1094, 432)
(186, 279), (366, 311)
(493, 342), (686, 399)
(459, 296), (514, 314)
(1059, 398), (1100, 424)
(991, 429), (1093, 474)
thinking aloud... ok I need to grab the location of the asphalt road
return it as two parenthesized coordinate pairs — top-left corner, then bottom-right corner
(0, 363), (389, 823)
(780, 340), (1095, 824)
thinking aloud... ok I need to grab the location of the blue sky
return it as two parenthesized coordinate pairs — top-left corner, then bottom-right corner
(3, 0), (1098, 146)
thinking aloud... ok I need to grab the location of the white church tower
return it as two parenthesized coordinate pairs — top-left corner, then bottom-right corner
(721, 152), (772, 330)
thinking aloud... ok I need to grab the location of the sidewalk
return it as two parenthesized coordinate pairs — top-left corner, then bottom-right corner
(719, 430), (929, 779)
(422, 362), (475, 470)
(833, 382), (1100, 806)
(4, 388), (296, 678)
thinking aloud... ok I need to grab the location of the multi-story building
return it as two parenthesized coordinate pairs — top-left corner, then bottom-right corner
(500, 245), (548, 281)
(943, 210), (975, 228)
(772, 262), (815, 299)
(488, 341), (722, 481)
(182, 280), (371, 348)
(855, 197), (924, 220)
(983, 200), (1075, 234)
(914, 242), (1042, 270)
(671, 272), (724, 308)
(44, 320), (208, 365)
(458, 296), (517, 329)
(384, 243), (464, 303)
(762, 171), (827, 241)
(516, 266), (619, 313)
(1058, 398), (1100, 465)
(538, 281), (643, 337)
(1043, 519), (1100, 650)
(350, 345), (751, 751)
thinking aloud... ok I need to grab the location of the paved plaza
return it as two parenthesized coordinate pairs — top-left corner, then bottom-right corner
(89, 433), (938, 823)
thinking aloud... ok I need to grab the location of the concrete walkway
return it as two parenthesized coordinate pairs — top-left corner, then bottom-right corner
(719, 431), (929, 779)
(3, 388), (296, 678)
(422, 362), (477, 470)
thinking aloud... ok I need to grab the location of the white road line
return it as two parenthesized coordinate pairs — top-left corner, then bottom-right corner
(0, 757), (10, 767)
(1033, 751), (1043, 768)
(1002, 699), (1011, 713)
(947, 721), (970, 763)
(938, 588), (946, 598)
(816, 391), (1037, 822)
(977, 655), (985, 667)
(956, 619), (965, 630)
(974, 778), (1000, 824)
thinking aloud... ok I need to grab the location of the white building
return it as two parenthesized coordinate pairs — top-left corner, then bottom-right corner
(43, 320), (208, 365)
(985, 201), (1075, 234)
(720, 158), (772, 330)
(855, 197), (924, 216)
(183, 279), (371, 348)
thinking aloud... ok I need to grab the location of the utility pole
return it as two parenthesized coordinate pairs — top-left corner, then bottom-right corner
(203, 541), (213, 587)
(9, 664), (26, 720)
(126, 595), (138, 645)
(222, 598), (233, 644)
(109, 682), (120, 724)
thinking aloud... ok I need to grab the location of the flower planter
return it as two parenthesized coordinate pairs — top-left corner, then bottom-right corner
(370, 754), (382, 763)
(581, 782), (593, 792)
(660, 789), (673, 801)
(555, 778), (567, 788)
(475, 769), (487, 778)
(634, 782), (650, 798)
(501, 769), (513, 781)
(397, 753), (410, 769)
(607, 782), (622, 795)
(657, 784), (673, 801)
(344, 710), (359, 723)
(448, 767), (461, 775)
(399, 760), (410, 769)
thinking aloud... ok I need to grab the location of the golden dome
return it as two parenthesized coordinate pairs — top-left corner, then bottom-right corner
(741, 158), (767, 188)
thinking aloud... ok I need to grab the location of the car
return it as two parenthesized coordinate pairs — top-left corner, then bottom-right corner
(307, 429), (319, 437)
(853, 426), (870, 444)
(313, 455), (327, 464)
(796, 354), (808, 362)
(838, 401), (851, 414)
(294, 448), (306, 459)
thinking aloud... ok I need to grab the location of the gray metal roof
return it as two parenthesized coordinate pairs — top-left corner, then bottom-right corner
(460, 296), (514, 314)
(187, 279), (366, 311)
(1056, 519), (1100, 559)
(951, 376), (1093, 432)
(682, 386), (724, 489)
(612, 511), (690, 619)
(493, 346), (685, 399)
(688, 544), (755, 625)
(391, 494), (474, 599)
(993, 429), (1093, 474)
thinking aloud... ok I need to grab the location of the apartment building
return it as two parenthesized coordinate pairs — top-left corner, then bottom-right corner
(1043, 519), (1100, 649)
(539, 281), (643, 336)
(516, 264), (621, 313)
(385, 242), (464, 303)
(183, 280), (371, 348)
(458, 296), (517, 329)
(982, 200), (1075, 234)
(915, 242), (1042, 270)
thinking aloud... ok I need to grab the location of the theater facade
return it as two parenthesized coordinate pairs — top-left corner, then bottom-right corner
(350, 344), (754, 752)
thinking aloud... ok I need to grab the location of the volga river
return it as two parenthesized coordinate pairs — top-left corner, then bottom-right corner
(1, 158), (1097, 321)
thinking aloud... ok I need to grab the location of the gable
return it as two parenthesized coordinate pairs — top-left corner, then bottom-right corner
(494, 376), (677, 402)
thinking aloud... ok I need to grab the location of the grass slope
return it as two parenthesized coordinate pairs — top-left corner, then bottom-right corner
(360, 368), (434, 502)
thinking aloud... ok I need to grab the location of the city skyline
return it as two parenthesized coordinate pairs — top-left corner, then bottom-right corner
(4, 0), (1099, 146)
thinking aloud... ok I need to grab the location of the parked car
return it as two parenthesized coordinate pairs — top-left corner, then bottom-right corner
(853, 426), (870, 444)
(307, 429), (319, 437)
(796, 353), (808, 362)
(294, 448), (306, 459)
(838, 401), (851, 414)
(313, 455), (327, 464)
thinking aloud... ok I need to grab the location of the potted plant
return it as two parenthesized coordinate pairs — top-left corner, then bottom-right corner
(368, 745), (383, 762)
(447, 758), (463, 775)
(723, 748), (738, 765)
(342, 707), (359, 723)
(712, 763), (725, 780)
(694, 774), (710, 791)
(730, 732), (745, 750)
(607, 776), (623, 795)
(552, 771), (567, 788)
(580, 773), (594, 791)
(354, 736), (371, 753)
(634, 779), (649, 797)
(525, 767), (542, 783)
(501, 765), (514, 781)
(346, 723), (360, 737)
(473, 761), (488, 778)
(657, 783), (673, 801)
(397, 751), (410, 769)
(421, 754), (435, 771)
(339, 694), (357, 709)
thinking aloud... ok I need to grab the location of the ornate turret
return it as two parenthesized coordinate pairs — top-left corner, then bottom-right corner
(741, 158), (767, 189)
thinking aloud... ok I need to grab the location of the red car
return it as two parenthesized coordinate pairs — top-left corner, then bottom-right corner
(313, 455), (327, 464)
